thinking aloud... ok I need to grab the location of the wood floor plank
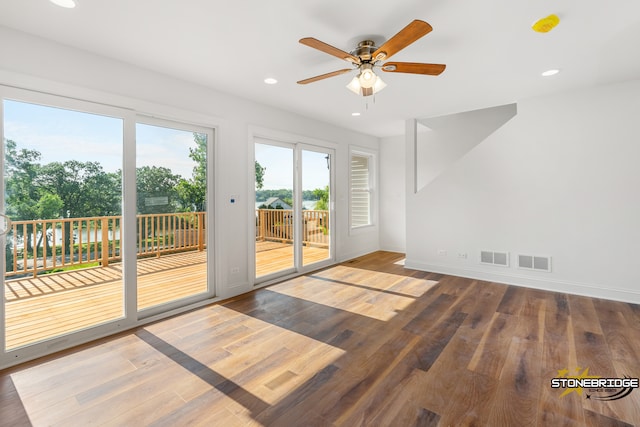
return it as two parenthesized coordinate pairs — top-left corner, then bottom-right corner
(3, 251), (640, 426)
(0, 375), (32, 427)
(486, 337), (543, 426)
(467, 312), (518, 378)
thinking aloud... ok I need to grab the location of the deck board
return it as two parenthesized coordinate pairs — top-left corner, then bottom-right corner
(4, 250), (208, 350)
(256, 242), (329, 277)
(4, 242), (329, 350)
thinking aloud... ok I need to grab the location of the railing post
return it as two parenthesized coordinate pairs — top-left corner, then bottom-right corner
(101, 218), (109, 267)
(198, 212), (205, 252)
(32, 220), (37, 278)
(259, 210), (266, 241)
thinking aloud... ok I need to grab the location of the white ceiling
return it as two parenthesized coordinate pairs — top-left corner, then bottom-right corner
(1, 0), (639, 137)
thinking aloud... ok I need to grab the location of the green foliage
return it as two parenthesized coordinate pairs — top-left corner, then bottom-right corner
(4, 139), (44, 221)
(170, 132), (208, 212)
(38, 160), (121, 218)
(187, 133), (207, 211)
(255, 189), (291, 202)
(35, 193), (64, 219)
(255, 188), (329, 209)
(313, 186), (329, 210)
(136, 165), (180, 214)
(255, 160), (266, 190)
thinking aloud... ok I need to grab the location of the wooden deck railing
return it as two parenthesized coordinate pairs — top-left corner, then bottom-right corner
(255, 209), (328, 248)
(5, 212), (205, 278)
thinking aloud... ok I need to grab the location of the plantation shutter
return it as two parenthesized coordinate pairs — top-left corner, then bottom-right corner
(350, 154), (371, 227)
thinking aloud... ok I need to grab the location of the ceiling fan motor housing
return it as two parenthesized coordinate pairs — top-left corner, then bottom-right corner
(353, 40), (378, 62)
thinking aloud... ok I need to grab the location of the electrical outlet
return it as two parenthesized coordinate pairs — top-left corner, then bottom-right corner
(437, 249), (447, 256)
(231, 267), (240, 274)
(458, 252), (468, 259)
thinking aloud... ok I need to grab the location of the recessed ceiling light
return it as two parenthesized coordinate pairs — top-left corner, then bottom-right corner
(264, 78), (278, 85)
(542, 69), (560, 77)
(352, 112), (361, 117)
(49, 0), (77, 8)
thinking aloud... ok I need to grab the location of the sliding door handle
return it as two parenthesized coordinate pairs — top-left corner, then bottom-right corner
(0, 213), (11, 236)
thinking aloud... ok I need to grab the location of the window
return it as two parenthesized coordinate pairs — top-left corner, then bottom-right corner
(350, 151), (374, 228)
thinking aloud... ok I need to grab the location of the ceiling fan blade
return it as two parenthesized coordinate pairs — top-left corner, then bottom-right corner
(299, 37), (360, 64)
(381, 62), (446, 75)
(297, 68), (354, 85)
(372, 20), (433, 61)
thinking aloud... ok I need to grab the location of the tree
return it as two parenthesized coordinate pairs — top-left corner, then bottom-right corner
(313, 186), (329, 210)
(33, 193), (64, 251)
(4, 139), (43, 221)
(135, 165), (180, 214)
(175, 178), (202, 212)
(38, 160), (121, 218)
(35, 193), (64, 219)
(185, 132), (207, 211)
(255, 161), (266, 190)
(38, 160), (121, 253)
(4, 139), (44, 255)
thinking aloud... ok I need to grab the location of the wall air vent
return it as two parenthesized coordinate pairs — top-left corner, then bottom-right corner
(518, 254), (552, 272)
(480, 250), (509, 267)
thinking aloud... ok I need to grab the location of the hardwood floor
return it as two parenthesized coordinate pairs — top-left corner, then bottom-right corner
(1, 251), (639, 426)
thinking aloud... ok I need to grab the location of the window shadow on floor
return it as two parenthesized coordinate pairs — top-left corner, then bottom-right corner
(134, 329), (270, 418)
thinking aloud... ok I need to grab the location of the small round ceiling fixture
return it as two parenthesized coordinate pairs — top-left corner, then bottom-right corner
(532, 14), (560, 33)
(50, 0), (77, 8)
(542, 69), (560, 77)
(264, 78), (278, 85)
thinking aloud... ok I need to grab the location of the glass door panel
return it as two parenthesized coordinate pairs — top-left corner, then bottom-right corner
(301, 149), (331, 267)
(255, 143), (295, 278)
(135, 121), (211, 312)
(2, 99), (124, 350)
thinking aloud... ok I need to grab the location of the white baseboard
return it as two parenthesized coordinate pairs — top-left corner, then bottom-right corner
(338, 248), (379, 263)
(378, 245), (406, 254)
(404, 259), (640, 305)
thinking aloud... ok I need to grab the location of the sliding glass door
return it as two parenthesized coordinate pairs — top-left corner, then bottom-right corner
(1, 93), (126, 351)
(254, 139), (334, 282)
(135, 118), (214, 314)
(0, 87), (215, 364)
(301, 147), (332, 267)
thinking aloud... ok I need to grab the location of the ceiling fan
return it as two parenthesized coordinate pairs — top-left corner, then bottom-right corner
(297, 19), (446, 97)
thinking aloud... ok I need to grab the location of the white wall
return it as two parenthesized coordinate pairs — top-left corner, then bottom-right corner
(379, 134), (406, 252)
(415, 104), (517, 192)
(0, 26), (380, 299)
(404, 79), (640, 304)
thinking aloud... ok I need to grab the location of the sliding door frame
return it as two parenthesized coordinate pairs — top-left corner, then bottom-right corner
(135, 115), (216, 318)
(0, 85), (218, 369)
(0, 85), (137, 366)
(250, 129), (336, 286)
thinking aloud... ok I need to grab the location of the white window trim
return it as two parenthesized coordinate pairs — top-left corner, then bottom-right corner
(349, 146), (377, 234)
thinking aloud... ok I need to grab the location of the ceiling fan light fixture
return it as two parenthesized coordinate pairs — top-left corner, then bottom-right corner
(346, 76), (362, 95)
(346, 74), (386, 97)
(373, 76), (387, 93)
(358, 64), (377, 89)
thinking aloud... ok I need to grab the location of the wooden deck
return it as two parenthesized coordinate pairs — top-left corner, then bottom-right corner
(4, 241), (329, 350)
(5, 250), (208, 350)
(255, 242), (329, 277)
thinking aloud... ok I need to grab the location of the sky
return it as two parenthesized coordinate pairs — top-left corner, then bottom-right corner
(3, 99), (330, 193)
(3, 99), (199, 178)
(255, 143), (330, 191)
